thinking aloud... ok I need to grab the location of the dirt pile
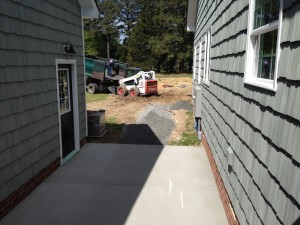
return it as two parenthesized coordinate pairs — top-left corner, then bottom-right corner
(87, 76), (195, 144)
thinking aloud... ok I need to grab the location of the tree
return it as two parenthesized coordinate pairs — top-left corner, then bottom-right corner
(96, 0), (121, 58)
(83, 20), (106, 56)
(84, 19), (121, 59)
(115, 0), (141, 61)
(127, 0), (193, 72)
(83, 0), (193, 72)
(149, 0), (193, 72)
(119, 0), (141, 39)
(126, 0), (160, 69)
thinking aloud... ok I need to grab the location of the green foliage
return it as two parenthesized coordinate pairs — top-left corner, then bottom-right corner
(126, 0), (159, 70)
(119, 0), (141, 39)
(84, 31), (106, 56)
(86, 93), (109, 103)
(127, 0), (193, 72)
(106, 116), (118, 124)
(101, 117), (124, 143)
(84, 0), (122, 58)
(83, 0), (193, 72)
(84, 26), (121, 59)
(170, 111), (200, 146)
(155, 73), (192, 79)
(97, 0), (121, 36)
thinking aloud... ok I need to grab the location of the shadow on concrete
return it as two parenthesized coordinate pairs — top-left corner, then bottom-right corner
(121, 124), (163, 145)
(0, 127), (164, 225)
(87, 123), (164, 145)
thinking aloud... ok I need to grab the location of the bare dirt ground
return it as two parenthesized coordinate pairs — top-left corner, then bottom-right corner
(87, 77), (197, 145)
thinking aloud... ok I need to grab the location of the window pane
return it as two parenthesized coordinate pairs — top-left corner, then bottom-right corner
(261, 31), (274, 55)
(254, 0), (279, 29)
(58, 70), (70, 114)
(257, 30), (277, 80)
(260, 57), (272, 79)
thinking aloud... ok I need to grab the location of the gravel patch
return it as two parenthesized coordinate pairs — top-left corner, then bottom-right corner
(138, 110), (175, 143)
(121, 104), (175, 145)
(120, 100), (192, 145)
(170, 100), (192, 111)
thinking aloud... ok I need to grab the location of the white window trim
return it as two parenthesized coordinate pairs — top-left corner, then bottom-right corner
(203, 34), (207, 83)
(203, 30), (211, 86)
(198, 42), (202, 84)
(193, 45), (197, 80)
(244, 0), (283, 91)
(58, 68), (71, 115)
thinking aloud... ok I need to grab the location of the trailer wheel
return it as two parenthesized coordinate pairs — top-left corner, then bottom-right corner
(117, 85), (128, 96)
(129, 87), (140, 97)
(87, 83), (98, 94)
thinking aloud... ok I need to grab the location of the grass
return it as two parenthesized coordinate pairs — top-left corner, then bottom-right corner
(170, 111), (200, 146)
(86, 93), (109, 103)
(99, 116), (124, 143)
(155, 73), (192, 79)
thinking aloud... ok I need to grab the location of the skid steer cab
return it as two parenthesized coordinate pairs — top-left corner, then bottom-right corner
(117, 71), (158, 97)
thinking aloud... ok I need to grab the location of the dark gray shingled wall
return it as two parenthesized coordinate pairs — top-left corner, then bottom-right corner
(193, 0), (300, 224)
(0, 0), (86, 201)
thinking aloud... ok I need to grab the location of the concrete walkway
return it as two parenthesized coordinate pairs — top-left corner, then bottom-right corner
(0, 144), (228, 225)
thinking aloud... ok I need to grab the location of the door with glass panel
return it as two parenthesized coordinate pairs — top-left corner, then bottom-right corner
(58, 65), (75, 158)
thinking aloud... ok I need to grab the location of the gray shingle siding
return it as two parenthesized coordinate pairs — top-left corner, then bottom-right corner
(0, 0), (87, 202)
(192, 0), (300, 224)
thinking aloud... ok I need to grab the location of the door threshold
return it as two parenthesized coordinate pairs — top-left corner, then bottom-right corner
(62, 149), (80, 165)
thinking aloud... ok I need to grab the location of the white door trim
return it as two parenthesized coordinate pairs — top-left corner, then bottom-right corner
(55, 59), (80, 165)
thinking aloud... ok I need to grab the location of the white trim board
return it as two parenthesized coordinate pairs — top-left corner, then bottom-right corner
(55, 59), (80, 165)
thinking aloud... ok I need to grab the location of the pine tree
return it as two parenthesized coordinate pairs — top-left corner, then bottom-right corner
(150, 0), (193, 72)
(127, 0), (193, 72)
(117, 0), (141, 61)
(126, 0), (160, 69)
(83, 0), (193, 71)
(96, 0), (121, 58)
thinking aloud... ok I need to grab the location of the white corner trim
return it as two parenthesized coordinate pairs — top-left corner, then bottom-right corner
(81, 17), (88, 138)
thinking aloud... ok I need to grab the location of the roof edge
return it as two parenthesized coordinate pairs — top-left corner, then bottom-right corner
(78, 0), (99, 19)
(186, 0), (198, 32)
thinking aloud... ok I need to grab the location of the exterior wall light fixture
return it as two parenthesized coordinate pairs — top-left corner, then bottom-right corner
(63, 41), (76, 54)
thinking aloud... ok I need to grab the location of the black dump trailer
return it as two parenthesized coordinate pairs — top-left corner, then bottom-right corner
(85, 56), (141, 94)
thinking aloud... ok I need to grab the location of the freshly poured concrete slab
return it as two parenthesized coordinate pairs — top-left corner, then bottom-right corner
(0, 144), (228, 225)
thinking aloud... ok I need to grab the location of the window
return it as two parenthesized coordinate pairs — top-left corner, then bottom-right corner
(193, 42), (202, 84)
(198, 42), (202, 84)
(203, 30), (211, 85)
(58, 69), (71, 114)
(245, 0), (282, 91)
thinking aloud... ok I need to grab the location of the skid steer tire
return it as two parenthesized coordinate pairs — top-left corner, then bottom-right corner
(129, 87), (140, 97)
(87, 83), (98, 94)
(117, 85), (128, 96)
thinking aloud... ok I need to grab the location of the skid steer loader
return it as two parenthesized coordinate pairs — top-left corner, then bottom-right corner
(117, 71), (158, 97)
